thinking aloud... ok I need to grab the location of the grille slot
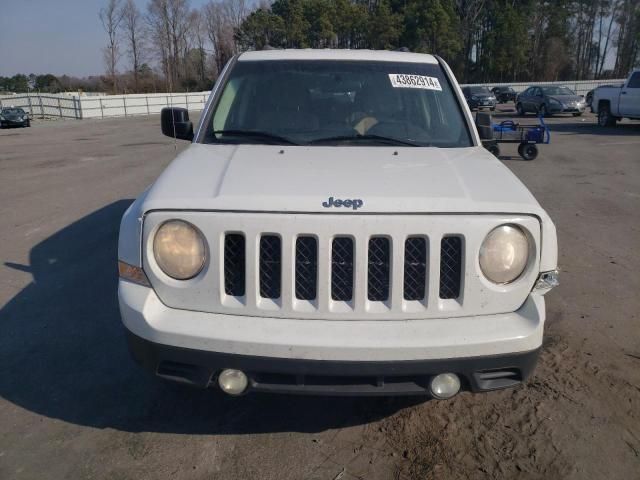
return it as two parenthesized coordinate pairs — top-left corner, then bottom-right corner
(404, 237), (427, 301)
(331, 237), (354, 301)
(259, 235), (281, 299)
(295, 236), (318, 300)
(224, 234), (246, 296)
(440, 236), (462, 299)
(368, 237), (390, 301)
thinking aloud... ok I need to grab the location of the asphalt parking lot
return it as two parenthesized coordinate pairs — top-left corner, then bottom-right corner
(1, 108), (639, 480)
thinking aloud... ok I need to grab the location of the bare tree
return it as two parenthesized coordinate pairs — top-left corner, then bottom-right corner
(189, 10), (209, 88)
(203, 0), (241, 75)
(146, 0), (192, 90)
(122, 0), (144, 91)
(99, 0), (125, 93)
(595, 0), (618, 78)
(455, 0), (486, 81)
(222, 0), (249, 31)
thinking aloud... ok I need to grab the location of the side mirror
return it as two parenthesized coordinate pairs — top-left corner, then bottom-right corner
(161, 107), (193, 141)
(475, 112), (493, 140)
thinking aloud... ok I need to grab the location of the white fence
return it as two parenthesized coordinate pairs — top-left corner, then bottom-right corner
(461, 79), (625, 96)
(0, 94), (82, 118)
(0, 91), (209, 119)
(0, 79), (625, 120)
(79, 92), (209, 118)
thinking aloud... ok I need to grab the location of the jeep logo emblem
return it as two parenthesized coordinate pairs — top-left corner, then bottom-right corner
(322, 196), (364, 210)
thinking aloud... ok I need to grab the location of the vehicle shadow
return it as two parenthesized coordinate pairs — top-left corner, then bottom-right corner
(536, 120), (640, 136)
(0, 201), (422, 435)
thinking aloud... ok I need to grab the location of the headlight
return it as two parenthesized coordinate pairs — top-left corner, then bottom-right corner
(479, 225), (529, 284)
(153, 220), (206, 280)
(471, 95), (478, 100)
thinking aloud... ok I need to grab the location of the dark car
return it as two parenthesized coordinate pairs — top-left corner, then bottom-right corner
(516, 85), (586, 117)
(0, 107), (30, 128)
(461, 86), (497, 111)
(491, 86), (517, 103)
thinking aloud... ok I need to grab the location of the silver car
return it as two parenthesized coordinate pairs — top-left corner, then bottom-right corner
(516, 85), (586, 117)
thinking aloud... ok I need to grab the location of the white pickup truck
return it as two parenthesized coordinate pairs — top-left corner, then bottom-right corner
(592, 69), (640, 126)
(118, 49), (559, 398)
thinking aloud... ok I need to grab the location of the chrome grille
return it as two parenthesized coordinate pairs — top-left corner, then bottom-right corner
(331, 237), (354, 301)
(439, 236), (462, 299)
(295, 236), (317, 300)
(224, 234), (245, 296)
(259, 235), (281, 299)
(367, 237), (390, 301)
(404, 237), (427, 301)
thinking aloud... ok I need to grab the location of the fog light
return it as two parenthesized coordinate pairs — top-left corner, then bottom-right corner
(429, 373), (461, 399)
(217, 369), (248, 396)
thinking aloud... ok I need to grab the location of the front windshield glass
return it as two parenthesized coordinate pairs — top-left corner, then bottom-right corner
(469, 86), (491, 95)
(541, 86), (575, 96)
(2, 108), (25, 115)
(204, 60), (472, 147)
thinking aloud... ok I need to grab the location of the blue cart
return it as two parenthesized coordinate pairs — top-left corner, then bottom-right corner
(483, 114), (551, 160)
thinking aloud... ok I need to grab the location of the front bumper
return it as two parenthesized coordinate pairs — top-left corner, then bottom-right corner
(127, 330), (540, 395)
(0, 120), (27, 127)
(550, 105), (586, 114)
(468, 100), (496, 109)
(119, 281), (546, 395)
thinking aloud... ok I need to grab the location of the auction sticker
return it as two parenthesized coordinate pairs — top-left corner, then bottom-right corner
(388, 74), (442, 91)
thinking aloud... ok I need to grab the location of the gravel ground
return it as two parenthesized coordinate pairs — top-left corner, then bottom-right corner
(0, 109), (639, 480)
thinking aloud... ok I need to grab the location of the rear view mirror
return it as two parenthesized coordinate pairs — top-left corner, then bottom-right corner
(475, 112), (493, 140)
(161, 107), (193, 141)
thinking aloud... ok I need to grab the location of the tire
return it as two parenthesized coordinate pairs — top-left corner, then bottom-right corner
(516, 103), (525, 116)
(487, 144), (500, 157)
(518, 143), (538, 161)
(598, 104), (617, 127)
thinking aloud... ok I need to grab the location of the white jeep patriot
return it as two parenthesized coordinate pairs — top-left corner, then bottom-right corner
(118, 49), (558, 398)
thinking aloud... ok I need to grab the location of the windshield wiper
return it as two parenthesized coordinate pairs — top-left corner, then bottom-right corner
(211, 129), (299, 145)
(307, 134), (422, 147)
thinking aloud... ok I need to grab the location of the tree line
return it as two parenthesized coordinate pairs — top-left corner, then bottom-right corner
(107, 0), (639, 91)
(235, 0), (640, 83)
(2, 0), (639, 95)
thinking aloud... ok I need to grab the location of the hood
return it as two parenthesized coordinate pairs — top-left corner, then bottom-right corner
(140, 144), (543, 215)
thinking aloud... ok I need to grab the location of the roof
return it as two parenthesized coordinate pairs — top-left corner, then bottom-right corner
(238, 49), (438, 64)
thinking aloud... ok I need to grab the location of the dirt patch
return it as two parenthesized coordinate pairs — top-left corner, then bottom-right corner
(380, 333), (640, 480)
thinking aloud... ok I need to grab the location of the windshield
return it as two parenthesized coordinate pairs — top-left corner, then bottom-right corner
(469, 86), (491, 95)
(203, 60), (472, 147)
(2, 108), (25, 115)
(541, 86), (575, 96)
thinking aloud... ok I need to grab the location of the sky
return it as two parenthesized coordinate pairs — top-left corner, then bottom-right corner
(0, 0), (207, 77)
